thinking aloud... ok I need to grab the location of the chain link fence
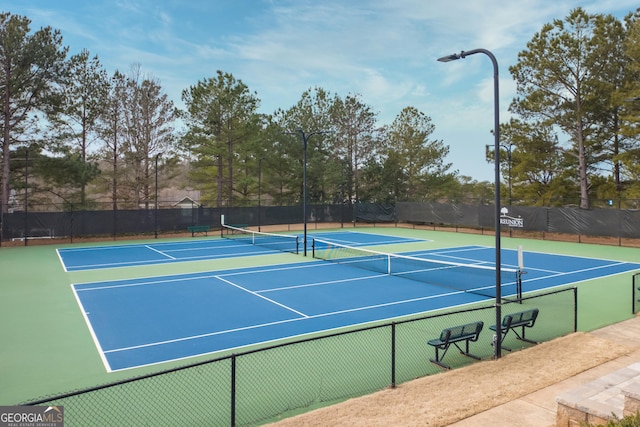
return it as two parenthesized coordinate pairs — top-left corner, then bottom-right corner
(0, 204), (357, 245)
(396, 202), (640, 241)
(24, 288), (576, 426)
(3, 201), (640, 246)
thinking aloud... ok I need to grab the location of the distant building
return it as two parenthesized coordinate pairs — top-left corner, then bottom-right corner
(173, 196), (200, 209)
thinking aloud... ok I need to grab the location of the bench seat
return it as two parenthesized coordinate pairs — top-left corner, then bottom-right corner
(428, 321), (484, 370)
(187, 225), (210, 237)
(489, 308), (539, 351)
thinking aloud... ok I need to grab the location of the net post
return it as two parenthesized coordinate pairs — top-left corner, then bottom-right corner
(221, 223), (299, 254)
(517, 245), (524, 303)
(311, 238), (315, 258)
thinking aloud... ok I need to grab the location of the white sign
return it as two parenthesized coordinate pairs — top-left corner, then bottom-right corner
(500, 207), (524, 228)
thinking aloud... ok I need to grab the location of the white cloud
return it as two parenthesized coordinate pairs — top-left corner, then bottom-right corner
(3, 0), (638, 180)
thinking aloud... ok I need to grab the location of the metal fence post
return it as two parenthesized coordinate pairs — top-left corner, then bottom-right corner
(391, 323), (396, 389)
(231, 354), (236, 427)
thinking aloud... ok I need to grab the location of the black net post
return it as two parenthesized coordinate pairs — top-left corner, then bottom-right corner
(516, 271), (523, 303)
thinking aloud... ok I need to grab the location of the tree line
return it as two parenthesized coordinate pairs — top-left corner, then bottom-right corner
(1, 8), (639, 213)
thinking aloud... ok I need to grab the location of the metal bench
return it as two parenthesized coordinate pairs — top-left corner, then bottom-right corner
(428, 321), (484, 370)
(490, 308), (539, 351)
(187, 225), (210, 237)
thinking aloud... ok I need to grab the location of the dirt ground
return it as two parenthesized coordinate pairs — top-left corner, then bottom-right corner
(267, 332), (631, 427)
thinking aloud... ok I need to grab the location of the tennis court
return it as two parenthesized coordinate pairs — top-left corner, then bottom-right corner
(71, 241), (640, 372)
(57, 230), (422, 271)
(4, 225), (640, 412)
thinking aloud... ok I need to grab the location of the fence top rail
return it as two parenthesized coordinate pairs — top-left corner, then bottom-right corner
(23, 286), (577, 406)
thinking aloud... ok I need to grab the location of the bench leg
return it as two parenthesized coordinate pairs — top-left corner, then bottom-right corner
(430, 340), (482, 370)
(494, 327), (537, 352)
(429, 359), (451, 370)
(429, 346), (452, 370)
(513, 326), (538, 345)
(453, 341), (481, 360)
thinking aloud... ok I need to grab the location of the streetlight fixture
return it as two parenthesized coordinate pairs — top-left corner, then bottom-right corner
(486, 143), (513, 206)
(438, 49), (503, 360)
(285, 128), (332, 256)
(22, 148), (30, 246)
(155, 154), (160, 239)
(502, 144), (513, 206)
(258, 157), (265, 232)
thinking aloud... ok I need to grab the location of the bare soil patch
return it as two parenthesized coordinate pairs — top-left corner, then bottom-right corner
(267, 332), (631, 427)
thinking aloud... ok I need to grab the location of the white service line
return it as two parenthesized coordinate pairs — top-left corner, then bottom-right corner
(215, 275), (309, 318)
(145, 245), (177, 259)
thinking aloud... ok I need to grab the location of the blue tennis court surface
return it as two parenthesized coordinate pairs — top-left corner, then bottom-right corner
(71, 245), (640, 371)
(58, 231), (421, 271)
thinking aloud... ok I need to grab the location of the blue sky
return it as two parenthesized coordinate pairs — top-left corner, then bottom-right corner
(3, 1), (638, 181)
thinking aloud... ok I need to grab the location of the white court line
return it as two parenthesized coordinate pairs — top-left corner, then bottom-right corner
(74, 274), (223, 292)
(259, 273), (388, 293)
(71, 284), (112, 372)
(55, 249), (68, 272)
(103, 286), (464, 355)
(521, 261), (632, 283)
(313, 237), (423, 246)
(73, 262), (338, 291)
(57, 239), (224, 252)
(409, 246), (487, 257)
(64, 248), (274, 270)
(145, 245), (176, 259)
(215, 275), (309, 317)
(159, 241), (260, 253)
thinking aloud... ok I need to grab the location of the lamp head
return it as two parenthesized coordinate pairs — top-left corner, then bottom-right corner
(437, 52), (463, 62)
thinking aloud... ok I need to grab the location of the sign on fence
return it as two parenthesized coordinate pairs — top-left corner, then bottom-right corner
(500, 207), (524, 228)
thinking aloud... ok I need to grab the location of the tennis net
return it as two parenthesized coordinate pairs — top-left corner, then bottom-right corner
(221, 224), (300, 255)
(312, 238), (520, 300)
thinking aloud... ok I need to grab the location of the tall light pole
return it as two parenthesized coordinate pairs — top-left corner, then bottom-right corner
(285, 129), (331, 256)
(438, 48), (503, 359)
(486, 143), (513, 206)
(23, 148), (29, 246)
(154, 154), (160, 239)
(502, 144), (513, 206)
(258, 157), (264, 232)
